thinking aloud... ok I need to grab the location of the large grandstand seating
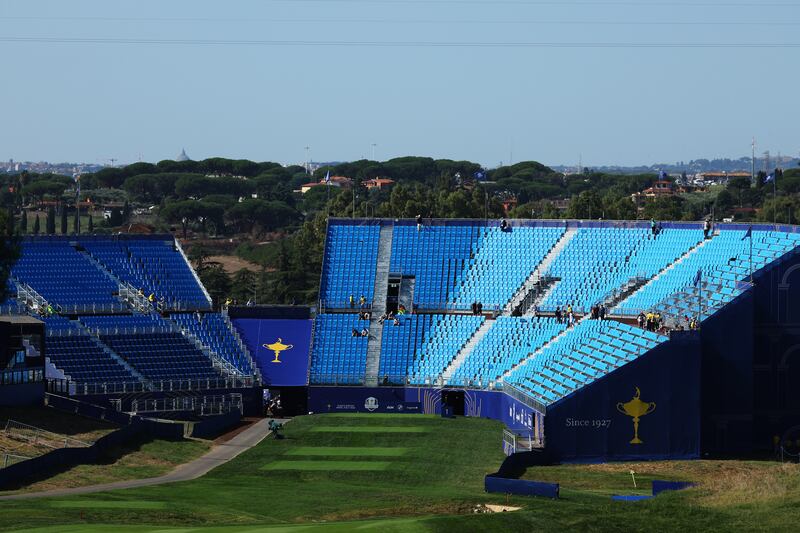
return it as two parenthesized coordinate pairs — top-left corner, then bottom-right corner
(309, 314), (370, 384)
(310, 219), (800, 407)
(319, 224), (380, 308)
(0, 235), (257, 394)
(171, 312), (254, 374)
(12, 239), (122, 311)
(450, 316), (565, 387)
(390, 225), (480, 308)
(80, 238), (210, 309)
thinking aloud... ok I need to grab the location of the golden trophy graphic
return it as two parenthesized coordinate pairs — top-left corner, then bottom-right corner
(264, 338), (293, 364)
(616, 387), (656, 444)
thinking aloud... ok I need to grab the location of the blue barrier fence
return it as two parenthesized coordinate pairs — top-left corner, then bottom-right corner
(484, 475), (559, 499)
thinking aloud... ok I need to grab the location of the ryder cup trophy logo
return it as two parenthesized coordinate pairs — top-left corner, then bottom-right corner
(365, 397), (379, 412)
(264, 338), (293, 364)
(616, 387), (656, 445)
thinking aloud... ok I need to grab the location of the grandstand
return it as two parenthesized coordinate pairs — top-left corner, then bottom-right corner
(307, 218), (800, 461)
(1, 235), (260, 412)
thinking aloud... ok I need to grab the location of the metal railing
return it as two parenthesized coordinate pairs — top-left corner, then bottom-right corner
(47, 376), (256, 396)
(130, 393), (242, 415)
(4, 419), (93, 449)
(1, 453), (31, 469)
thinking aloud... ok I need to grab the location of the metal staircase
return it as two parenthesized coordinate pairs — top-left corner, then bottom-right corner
(364, 224), (393, 387)
(505, 227), (577, 315)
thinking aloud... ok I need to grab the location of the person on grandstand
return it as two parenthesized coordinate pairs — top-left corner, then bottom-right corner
(349, 293), (355, 308)
(360, 327), (369, 337)
(477, 301), (483, 314)
(637, 311), (646, 329)
(352, 328), (359, 337)
(148, 293), (155, 303)
(555, 306), (563, 323)
(590, 304), (598, 319)
(500, 218), (508, 231)
(416, 214), (423, 232)
(359, 294), (366, 308)
(599, 304), (606, 321)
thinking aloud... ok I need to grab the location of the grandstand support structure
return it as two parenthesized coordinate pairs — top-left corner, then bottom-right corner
(505, 227), (577, 315)
(364, 224), (394, 387)
(174, 239), (213, 309)
(613, 231), (714, 315)
(440, 318), (496, 384)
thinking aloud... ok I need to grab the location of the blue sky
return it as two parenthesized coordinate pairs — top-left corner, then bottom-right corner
(0, 0), (798, 167)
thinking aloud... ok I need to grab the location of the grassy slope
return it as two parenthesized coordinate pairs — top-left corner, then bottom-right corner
(1, 439), (211, 495)
(1, 414), (799, 532)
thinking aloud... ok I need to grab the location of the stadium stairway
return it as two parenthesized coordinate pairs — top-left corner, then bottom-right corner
(76, 320), (151, 388)
(439, 317), (496, 384)
(496, 315), (586, 386)
(364, 224), (394, 386)
(504, 226), (577, 315)
(613, 229), (716, 315)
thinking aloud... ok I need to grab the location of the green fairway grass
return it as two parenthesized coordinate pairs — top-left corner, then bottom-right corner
(2, 414), (800, 532)
(261, 460), (392, 471)
(285, 447), (409, 457)
(310, 426), (427, 433)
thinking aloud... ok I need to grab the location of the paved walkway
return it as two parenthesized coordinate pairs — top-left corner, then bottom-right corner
(0, 418), (285, 501)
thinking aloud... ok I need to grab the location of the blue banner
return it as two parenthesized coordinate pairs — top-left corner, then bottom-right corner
(544, 336), (702, 462)
(232, 318), (312, 386)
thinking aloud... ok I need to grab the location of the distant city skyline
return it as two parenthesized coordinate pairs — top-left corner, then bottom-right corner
(1, 1), (798, 166)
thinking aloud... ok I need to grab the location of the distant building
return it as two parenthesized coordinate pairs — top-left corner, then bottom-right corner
(500, 196), (518, 214)
(363, 178), (395, 191)
(176, 149), (191, 162)
(699, 171), (751, 185)
(299, 176), (353, 194)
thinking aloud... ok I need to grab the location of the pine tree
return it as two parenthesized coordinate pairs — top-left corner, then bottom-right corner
(60, 206), (68, 234)
(32, 214), (40, 235)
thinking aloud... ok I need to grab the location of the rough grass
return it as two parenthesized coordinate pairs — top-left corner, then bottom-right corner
(0, 406), (117, 442)
(1, 438), (211, 495)
(2, 414), (800, 532)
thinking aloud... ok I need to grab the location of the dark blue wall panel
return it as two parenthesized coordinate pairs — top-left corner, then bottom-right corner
(544, 335), (702, 462)
(233, 318), (312, 387)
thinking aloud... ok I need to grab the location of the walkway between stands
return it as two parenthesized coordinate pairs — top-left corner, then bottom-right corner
(0, 417), (287, 501)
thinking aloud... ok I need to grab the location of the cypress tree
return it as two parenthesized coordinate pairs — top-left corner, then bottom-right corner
(60, 206), (68, 234)
(32, 214), (40, 235)
(20, 210), (27, 233)
(73, 205), (80, 234)
(88, 213), (94, 232)
(46, 206), (56, 234)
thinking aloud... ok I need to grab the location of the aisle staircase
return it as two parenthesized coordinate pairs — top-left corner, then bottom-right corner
(440, 318), (495, 385)
(365, 224), (393, 387)
(504, 227), (577, 315)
